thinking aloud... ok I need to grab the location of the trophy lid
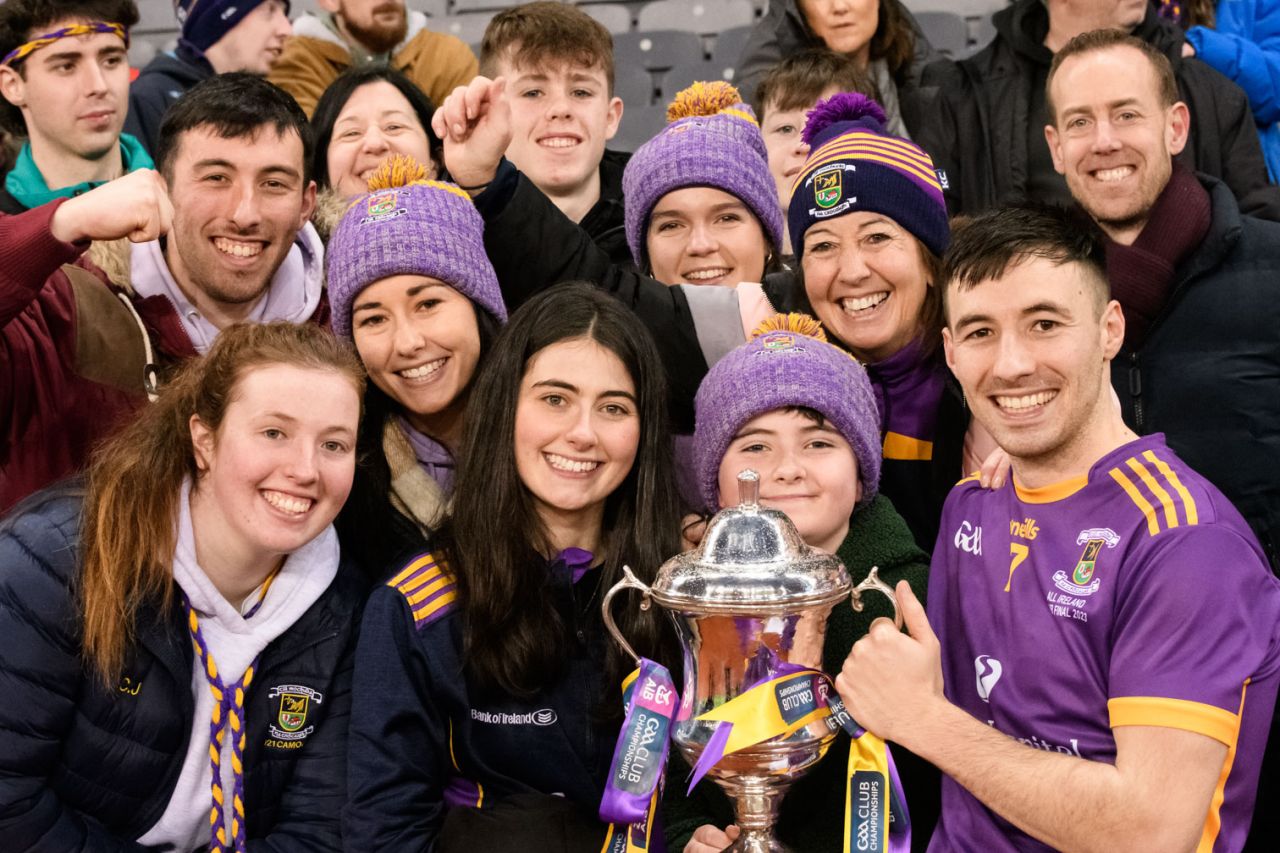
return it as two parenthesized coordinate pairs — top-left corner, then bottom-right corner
(651, 470), (851, 612)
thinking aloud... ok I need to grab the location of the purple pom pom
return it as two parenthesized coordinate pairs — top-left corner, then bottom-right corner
(801, 92), (889, 146)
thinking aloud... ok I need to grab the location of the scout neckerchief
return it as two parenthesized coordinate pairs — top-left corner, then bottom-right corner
(179, 567), (280, 853)
(688, 648), (911, 853)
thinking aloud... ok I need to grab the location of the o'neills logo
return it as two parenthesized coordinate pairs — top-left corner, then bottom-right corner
(470, 707), (558, 726)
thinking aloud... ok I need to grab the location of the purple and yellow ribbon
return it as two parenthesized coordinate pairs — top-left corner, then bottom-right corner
(1, 21), (129, 67)
(687, 655), (911, 853)
(600, 658), (679, 851)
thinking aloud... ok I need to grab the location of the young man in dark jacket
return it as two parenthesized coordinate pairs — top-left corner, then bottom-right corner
(916, 0), (1280, 222)
(125, 0), (292, 156)
(0, 0), (151, 214)
(1045, 29), (1280, 572)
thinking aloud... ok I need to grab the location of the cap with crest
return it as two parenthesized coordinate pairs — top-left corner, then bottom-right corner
(788, 92), (949, 261)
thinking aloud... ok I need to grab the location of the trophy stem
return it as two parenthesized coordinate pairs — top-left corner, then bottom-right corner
(722, 776), (789, 853)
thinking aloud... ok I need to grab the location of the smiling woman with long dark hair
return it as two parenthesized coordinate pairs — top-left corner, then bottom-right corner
(344, 282), (683, 853)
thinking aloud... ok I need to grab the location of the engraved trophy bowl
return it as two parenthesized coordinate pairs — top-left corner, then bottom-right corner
(602, 470), (899, 853)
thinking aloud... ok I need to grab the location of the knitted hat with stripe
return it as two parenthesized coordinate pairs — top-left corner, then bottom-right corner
(788, 93), (949, 260)
(623, 81), (783, 270)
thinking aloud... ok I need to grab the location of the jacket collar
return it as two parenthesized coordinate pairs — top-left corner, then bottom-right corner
(4, 134), (154, 210)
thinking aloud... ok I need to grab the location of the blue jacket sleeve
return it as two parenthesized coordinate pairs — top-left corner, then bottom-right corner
(0, 506), (147, 852)
(1188, 1), (1280, 125)
(342, 585), (450, 853)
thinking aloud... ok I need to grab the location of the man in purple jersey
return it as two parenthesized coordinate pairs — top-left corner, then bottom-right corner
(835, 205), (1280, 852)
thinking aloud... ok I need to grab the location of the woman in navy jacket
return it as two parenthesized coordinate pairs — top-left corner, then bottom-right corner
(0, 322), (368, 852)
(344, 283), (684, 852)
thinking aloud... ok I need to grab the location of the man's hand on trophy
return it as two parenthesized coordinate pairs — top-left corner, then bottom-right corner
(431, 75), (512, 195)
(835, 581), (944, 748)
(684, 823), (740, 852)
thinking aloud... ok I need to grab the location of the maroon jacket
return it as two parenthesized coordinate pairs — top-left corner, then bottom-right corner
(1, 200), (148, 514)
(0, 200), (331, 514)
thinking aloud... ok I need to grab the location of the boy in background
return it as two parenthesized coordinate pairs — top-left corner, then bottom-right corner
(752, 48), (874, 254)
(479, 2), (628, 263)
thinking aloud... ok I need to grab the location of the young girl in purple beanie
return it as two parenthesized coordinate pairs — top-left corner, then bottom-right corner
(439, 80), (983, 555)
(324, 155), (508, 573)
(664, 313), (931, 852)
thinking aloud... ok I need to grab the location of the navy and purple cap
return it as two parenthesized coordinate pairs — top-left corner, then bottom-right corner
(693, 314), (882, 514)
(176, 0), (288, 53)
(327, 155), (507, 340)
(788, 93), (949, 261)
(622, 81), (784, 272)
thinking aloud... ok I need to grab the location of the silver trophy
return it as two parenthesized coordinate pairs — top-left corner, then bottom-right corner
(602, 470), (899, 852)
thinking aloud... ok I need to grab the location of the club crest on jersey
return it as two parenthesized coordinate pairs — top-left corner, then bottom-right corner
(1052, 528), (1120, 596)
(266, 684), (323, 744)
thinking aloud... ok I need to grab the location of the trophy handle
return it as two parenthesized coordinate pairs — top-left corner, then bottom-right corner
(850, 566), (903, 629)
(601, 565), (653, 665)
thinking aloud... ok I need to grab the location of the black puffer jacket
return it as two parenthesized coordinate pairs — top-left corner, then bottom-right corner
(125, 46), (214, 157)
(915, 0), (1280, 221)
(1111, 175), (1280, 571)
(0, 488), (367, 852)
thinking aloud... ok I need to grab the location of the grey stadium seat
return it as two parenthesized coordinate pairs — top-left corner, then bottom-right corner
(637, 0), (756, 35)
(582, 3), (634, 35)
(612, 104), (668, 152)
(614, 30), (705, 72)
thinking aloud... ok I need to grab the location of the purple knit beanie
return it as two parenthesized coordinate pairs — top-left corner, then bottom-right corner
(327, 156), (507, 339)
(789, 93), (949, 261)
(693, 314), (881, 513)
(622, 81), (784, 271)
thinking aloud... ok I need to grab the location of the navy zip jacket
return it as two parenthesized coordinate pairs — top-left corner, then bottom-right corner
(0, 489), (366, 852)
(344, 551), (621, 851)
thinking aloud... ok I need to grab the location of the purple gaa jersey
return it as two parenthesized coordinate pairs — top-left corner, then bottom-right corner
(927, 434), (1280, 852)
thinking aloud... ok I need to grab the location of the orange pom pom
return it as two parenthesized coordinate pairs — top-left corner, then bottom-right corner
(749, 312), (828, 342)
(665, 80), (745, 123)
